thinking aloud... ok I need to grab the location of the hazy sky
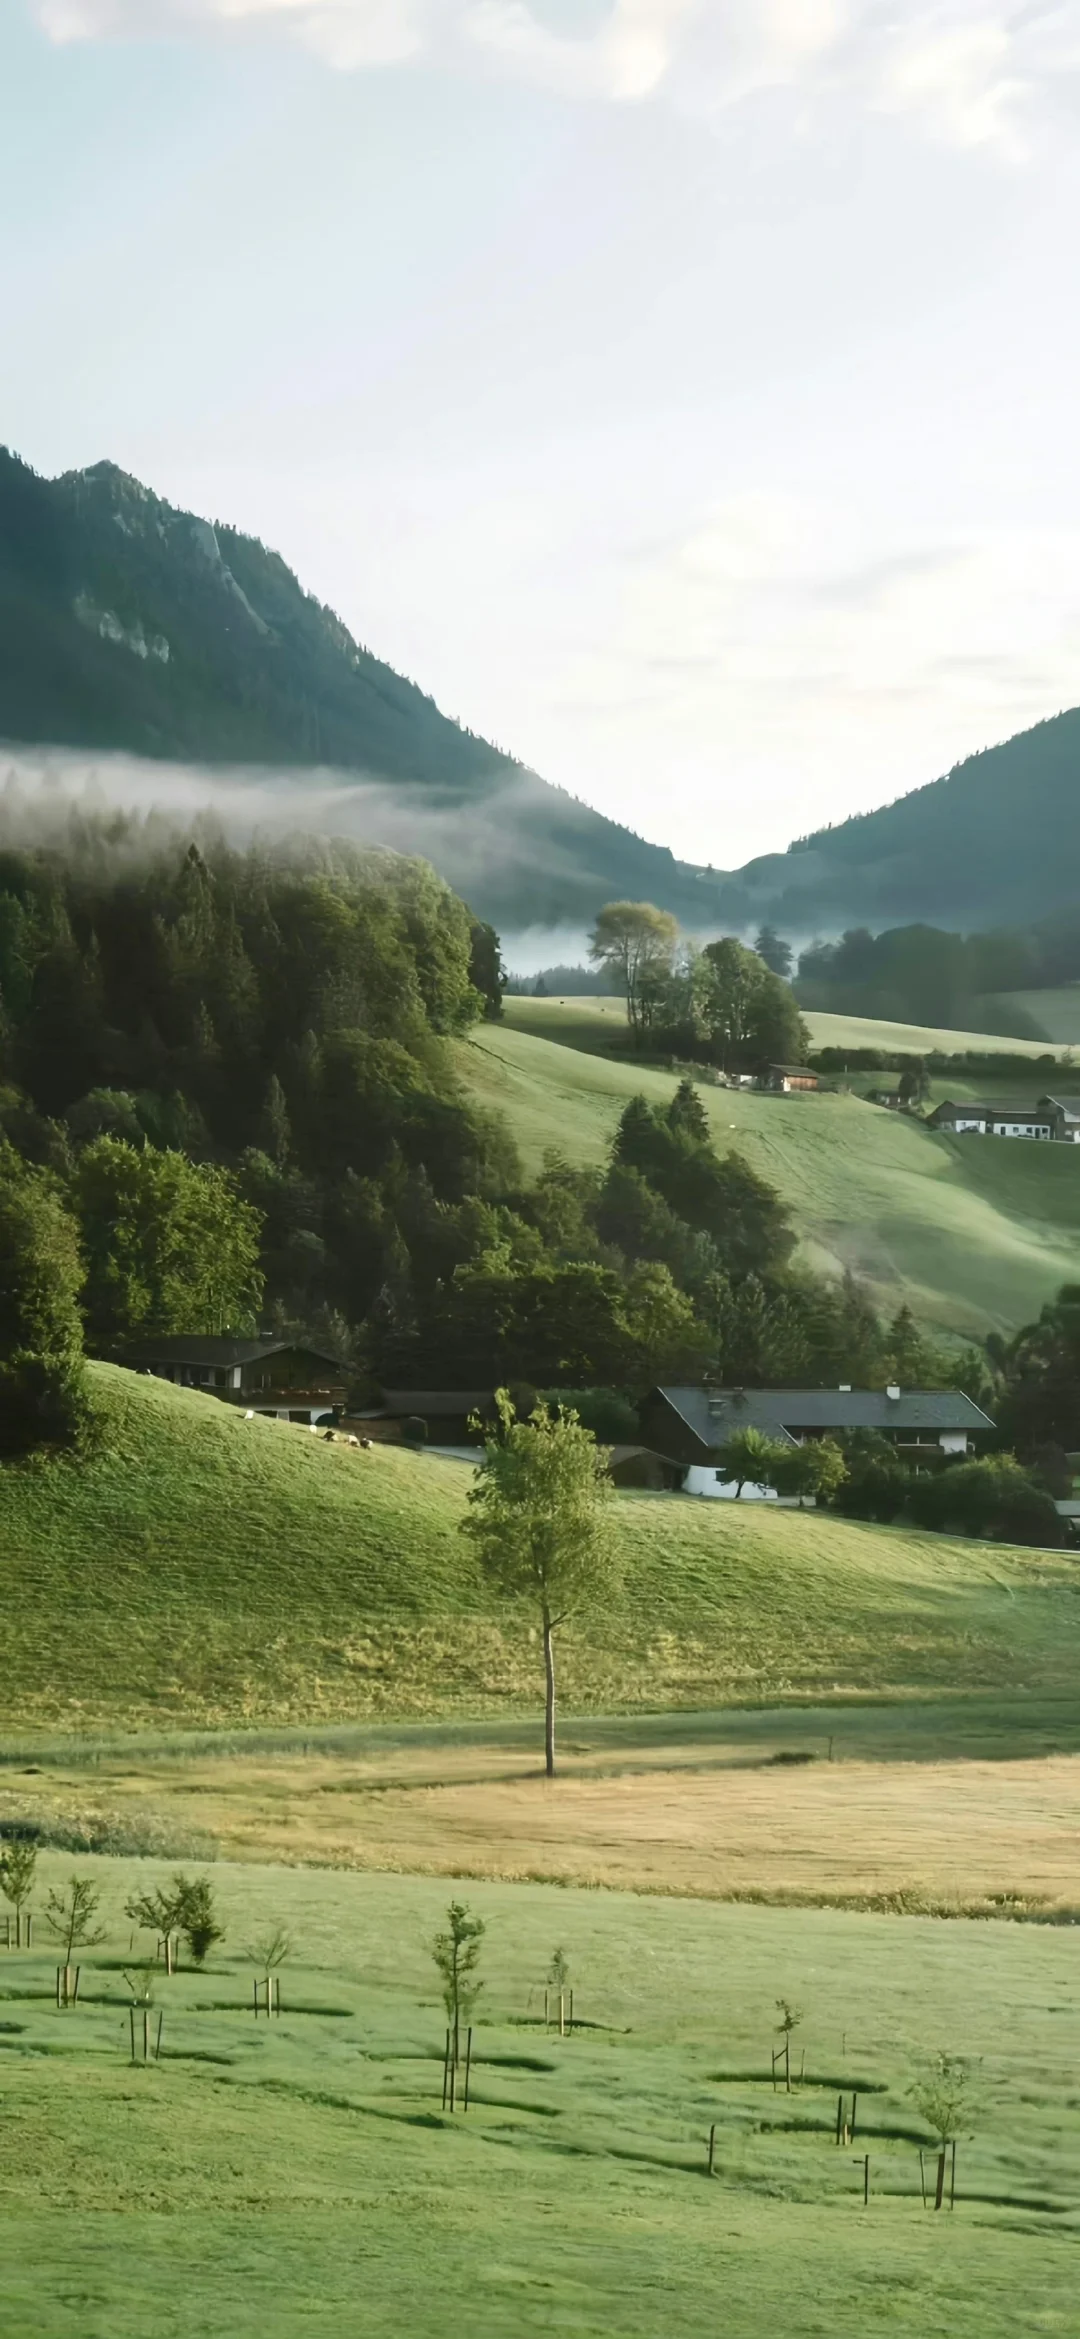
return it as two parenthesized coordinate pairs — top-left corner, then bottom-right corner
(5, 2), (1080, 866)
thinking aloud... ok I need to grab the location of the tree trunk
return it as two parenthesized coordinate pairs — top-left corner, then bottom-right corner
(543, 1615), (556, 1778)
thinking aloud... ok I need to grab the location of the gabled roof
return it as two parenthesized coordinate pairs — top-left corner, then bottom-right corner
(929, 1099), (1053, 1122)
(1038, 1094), (1080, 1117)
(650, 1386), (995, 1443)
(380, 1390), (496, 1416)
(120, 1336), (346, 1370)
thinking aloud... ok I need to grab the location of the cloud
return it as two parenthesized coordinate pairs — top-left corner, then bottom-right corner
(29, 0), (1080, 153)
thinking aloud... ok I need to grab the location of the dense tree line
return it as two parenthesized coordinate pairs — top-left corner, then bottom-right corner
(797, 911), (1080, 1040)
(589, 903), (807, 1069)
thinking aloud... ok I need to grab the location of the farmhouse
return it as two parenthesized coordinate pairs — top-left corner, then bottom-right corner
(926, 1095), (1080, 1141)
(640, 1384), (996, 1500)
(763, 1064), (820, 1092)
(120, 1336), (347, 1425)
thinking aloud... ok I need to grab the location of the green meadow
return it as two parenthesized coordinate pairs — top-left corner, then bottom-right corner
(1, 1364), (1076, 1737)
(2, 1855), (1079, 2338)
(462, 1001), (1080, 1334)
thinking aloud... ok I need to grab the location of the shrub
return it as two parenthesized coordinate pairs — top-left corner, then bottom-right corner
(905, 1454), (1063, 1546)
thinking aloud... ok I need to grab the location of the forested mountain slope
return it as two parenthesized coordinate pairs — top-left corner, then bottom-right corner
(0, 447), (722, 931)
(709, 710), (1080, 935)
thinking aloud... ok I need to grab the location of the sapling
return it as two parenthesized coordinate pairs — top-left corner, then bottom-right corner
(433, 1901), (485, 2066)
(44, 1874), (106, 1998)
(178, 1876), (224, 1965)
(246, 1924), (291, 1974)
(0, 1838), (37, 1944)
(125, 1878), (189, 1972)
(547, 1946), (570, 2030)
(775, 1999), (803, 2091)
(910, 2052), (973, 2209)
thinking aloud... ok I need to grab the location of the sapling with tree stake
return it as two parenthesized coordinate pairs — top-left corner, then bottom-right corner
(125, 1877), (190, 1974)
(910, 2052), (974, 2209)
(547, 1945), (572, 2032)
(44, 1874), (105, 2002)
(432, 1901), (485, 2067)
(246, 1923), (290, 2015)
(462, 1391), (617, 1777)
(0, 1837), (37, 1946)
(774, 1999), (803, 2092)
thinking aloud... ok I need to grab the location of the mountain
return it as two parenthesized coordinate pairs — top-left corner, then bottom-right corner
(703, 711), (1080, 938)
(5, 444), (1080, 942)
(0, 446), (730, 933)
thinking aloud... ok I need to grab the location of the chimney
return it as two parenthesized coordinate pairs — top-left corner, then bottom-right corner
(886, 1384), (901, 1401)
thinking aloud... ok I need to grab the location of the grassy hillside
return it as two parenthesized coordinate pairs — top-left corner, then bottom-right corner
(995, 986), (1080, 1043)
(502, 995), (1070, 1062)
(0, 1365), (1075, 1739)
(464, 1011), (1080, 1334)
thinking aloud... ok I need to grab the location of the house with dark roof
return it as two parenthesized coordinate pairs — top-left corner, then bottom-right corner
(119, 1336), (347, 1425)
(640, 1384), (995, 1500)
(927, 1099), (1056, 1140)
(1036, 1095), (1080, 1142)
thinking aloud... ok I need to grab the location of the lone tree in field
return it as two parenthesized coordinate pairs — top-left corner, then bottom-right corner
(588, 902), (678, 1048)
(910, 2051), (974, 2209)
(433, 1900), (485, 2065)
(0, 1838), (38, 1939)
(462, 1392), (618, 1777)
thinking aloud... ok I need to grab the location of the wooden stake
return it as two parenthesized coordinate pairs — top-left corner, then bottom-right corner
(854, 2153), (868, 2206)
(73, 1967), (81, 2006)
(156, 2010), (164, 2060)
(448, 2055), (456, 2114)
(253, 1977), (259, 2018)
(950, 2141), (956, 2210)
(544, 1988), (549, 2027)
(143, 2008), (150, 2065)
(129, 2006), (137, 2064)
(798, 2047), (805, 2084)
(785, 2036), (791, 2093)
(835, 2094), (843, 2146)
(850, 2090), (858, 2140)
(919, 2150), (927, 2208)
(441, 2029), (451, 2109)
(569, 1989), (574, 2036)
(559, 1991), (565, 2039)
(934, 2148), (946, 2211)
(463, 2027), (472, 2112)
(25, 1913), (31, 1949)
(707, 2123), (716, 2177)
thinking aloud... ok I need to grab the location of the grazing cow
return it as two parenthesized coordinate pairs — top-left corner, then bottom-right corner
(347, 1435), (360, 1448)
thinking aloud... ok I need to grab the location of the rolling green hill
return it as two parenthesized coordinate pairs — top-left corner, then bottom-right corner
(460, 1004), (1080, 1335)
(0, 1364), (1073, 1737)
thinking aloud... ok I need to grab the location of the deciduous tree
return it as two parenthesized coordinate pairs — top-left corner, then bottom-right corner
(463, 1393), (618, 1776)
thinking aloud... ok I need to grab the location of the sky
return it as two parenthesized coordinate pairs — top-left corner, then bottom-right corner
(4, 1), (1080, 868)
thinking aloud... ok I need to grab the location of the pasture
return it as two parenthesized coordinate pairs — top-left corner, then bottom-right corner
(2, 1854), (1079, 2337)
(460, 1014), (1080, 1333)
(1, 1365), (1076, 1738)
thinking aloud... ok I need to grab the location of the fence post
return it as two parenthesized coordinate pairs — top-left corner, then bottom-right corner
(707, 2123), (716, 2176)
(156, 2010), (164, 2061)
(464, 2027), (472, 2112)
(441, 2029), (450, 2110)
(934, 2148), (946, 2211)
